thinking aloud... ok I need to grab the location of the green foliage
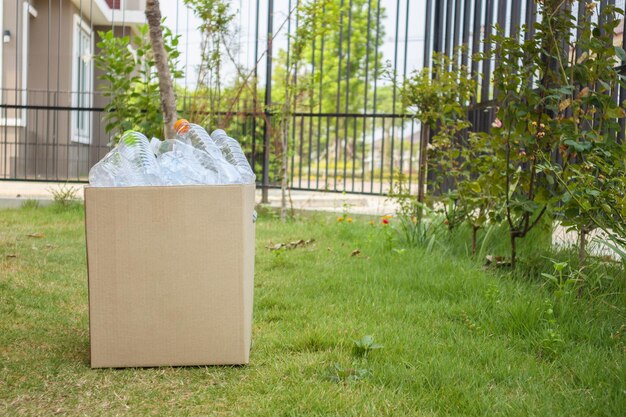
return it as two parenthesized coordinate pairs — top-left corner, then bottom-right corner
(537, 299), (565, 359)
(540, 259), (578, 299)
(95, 22), (182, 142)
(402, 48), (474, 129)
(476, 0), (626, 267)
(273, 0), (386, 114)
(352, 335), (383, 358)
(387, 175), (441, 250)
(401, 49), (502, 252)
(183, 0), (236, 126)
(534, 2), (626, 253)
(47, 184), (80, 209)
(20, 199), (40, 209)
(268, 0), (388, 177)
(325, 362), (371, 383)
(402, 49), (475, 227)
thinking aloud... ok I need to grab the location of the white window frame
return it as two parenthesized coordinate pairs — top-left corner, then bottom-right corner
(0, 2), (35, 127)
(70, 13), (94, 144)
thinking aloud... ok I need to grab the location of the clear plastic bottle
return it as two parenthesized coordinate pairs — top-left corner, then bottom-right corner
(173, 119), (243, 183)
(89, 130), (159, 186)
(211, 129), (256, 184)
(173, 119), (221, 157)
(118, 131), (158, 173)
(88, 148), (124, 187)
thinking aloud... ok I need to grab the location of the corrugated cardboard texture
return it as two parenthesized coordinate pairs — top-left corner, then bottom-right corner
(85, 184), (255, 368)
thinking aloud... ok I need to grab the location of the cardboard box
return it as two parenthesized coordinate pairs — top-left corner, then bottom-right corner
(84, 184), (255, 368)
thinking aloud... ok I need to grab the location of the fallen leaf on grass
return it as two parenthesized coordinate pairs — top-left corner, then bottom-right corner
(350, 249), (361, 257)
(27, 233), (45, 238)
(267, 239), (315, 251)
(6, 254), (17, 259)
(484, 255), (511, 268)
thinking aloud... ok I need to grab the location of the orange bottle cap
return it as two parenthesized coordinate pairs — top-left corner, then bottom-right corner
(174, 119), (190, 134)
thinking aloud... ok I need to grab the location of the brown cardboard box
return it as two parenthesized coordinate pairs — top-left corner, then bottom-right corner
(84, 184), (255, 368)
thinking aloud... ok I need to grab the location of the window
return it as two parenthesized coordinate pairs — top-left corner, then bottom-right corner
(0, 2), (35, 127)
(71, 15), (93, 144)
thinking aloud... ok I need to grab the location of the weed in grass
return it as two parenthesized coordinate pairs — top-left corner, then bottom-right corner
(325, 362), (371, 383)
(396, 214), (440, 251)
(537, 299), (565, 360)
(380, 216), (395, 251)
(459, 311), (481, 332)
(499, 296), (543, 337)
(484, 284), (502, 305)
(352, 335), (383, 358)
(340, 194), (353, 220)
(541, 259), (579, 299)
(255, 204), (281, 220)
(20, 199), (40, 209)
(290, 333), (336, 353)
(48, 184), (80, 209)
(270, 246), (287, 267)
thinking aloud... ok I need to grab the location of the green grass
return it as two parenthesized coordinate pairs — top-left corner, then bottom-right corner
(1, 204), (625, 416)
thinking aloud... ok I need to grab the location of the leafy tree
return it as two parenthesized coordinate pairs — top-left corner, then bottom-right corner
(183, 0), (238, 126)
(95, 23), (182, 142)
(402, 49), (502, 253)
(484, 0), (626, 268)
(456, 132), (504, 255)
(535, 1), (626, 264)
(402, 50), (473, 214)
(271, 0), (388, 177)
(482, 2), (566, 269)
(272, 0), (386, 113)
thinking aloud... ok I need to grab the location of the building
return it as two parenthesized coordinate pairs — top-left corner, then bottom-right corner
(0, 0), (146, 180)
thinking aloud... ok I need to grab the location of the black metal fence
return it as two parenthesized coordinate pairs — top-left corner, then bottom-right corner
(423, 0), (626, 135)
(1, 0), (624, 197)
(0, 0), (424, 197)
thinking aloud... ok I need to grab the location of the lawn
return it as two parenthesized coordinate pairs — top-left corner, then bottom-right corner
(1, 203), (625, 416)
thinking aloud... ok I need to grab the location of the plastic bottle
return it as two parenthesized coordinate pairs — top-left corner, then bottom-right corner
(173, 119), (222, 158)
(173, 119), (242, 183)
(89, 130), (159, 186)
(118, 131), (158, 174)
(211, 129), (256, 184)
(88, 148), (124, 187)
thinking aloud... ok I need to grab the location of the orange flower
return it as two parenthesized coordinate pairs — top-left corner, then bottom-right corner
(346, 217), (353, 223)
(368, 220), (375, 226)
(337, 217), (344, 222)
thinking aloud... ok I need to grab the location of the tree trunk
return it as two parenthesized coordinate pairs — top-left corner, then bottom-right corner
(578, 228), (587, 267)
(145, 0), (178, 139)
(510, 232), (517, 270)
(417, 124), (430, 218)
(280, 113), (289, 222)
(472, 225), (479, 256)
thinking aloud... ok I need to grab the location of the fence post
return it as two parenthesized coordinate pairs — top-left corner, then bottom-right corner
(261, 0), (274, 204)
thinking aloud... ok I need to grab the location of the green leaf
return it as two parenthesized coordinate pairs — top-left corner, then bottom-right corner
(563, 139), (592, 152)
(615, 46), (626, 62)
